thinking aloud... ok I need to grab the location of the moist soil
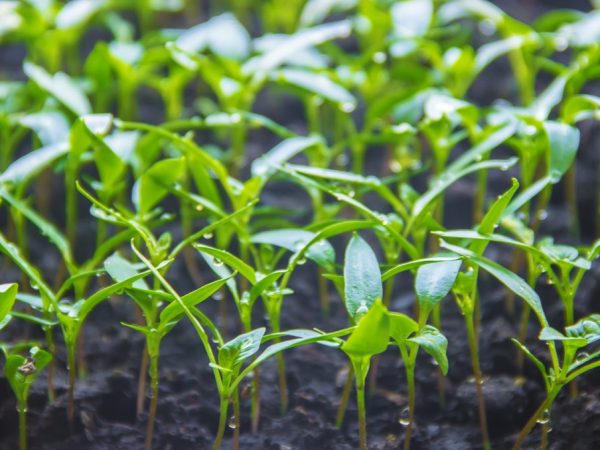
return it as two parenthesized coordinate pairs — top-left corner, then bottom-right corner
(1, 0), (600, 449)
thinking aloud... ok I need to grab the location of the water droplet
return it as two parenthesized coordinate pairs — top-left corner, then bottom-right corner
(230, 113), (242, 124)
(336, 153), (348, 166)
(398, 407), (410, 426)
(536, 209), (548, 221)
(228, 415), (237, 429)
(478, 18), (497, 36)
(30, 282), (39, 291)
(340, 102), (356, 113)
(203, 232), (213, 239)
(213, 291), (224, 301)
(554, 37), (568, 52)
(475, 155), (483, 162)
(372, 51), (387, 64)
(389, 160), (402, 173)
(347, 189), (355, 198)
(576, 352), (590, 362)
(524, 125), (537, 136)
(536, 409), (551, 424)
(430, 357), (439, 367)
(195, 204), (204, 212)
(296, 257), (307, 265)
(213, 257), (224, 267)
(356, 302), (369, 319)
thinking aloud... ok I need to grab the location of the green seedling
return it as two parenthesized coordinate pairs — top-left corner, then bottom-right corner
(512, 315), (600, 449)
(2, 345), (52, 450)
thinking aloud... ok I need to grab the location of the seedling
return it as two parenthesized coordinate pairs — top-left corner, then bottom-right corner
(2, 345), (52, 450)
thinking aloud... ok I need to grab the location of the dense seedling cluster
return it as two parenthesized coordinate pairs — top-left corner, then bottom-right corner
(0, 1), (599, 449)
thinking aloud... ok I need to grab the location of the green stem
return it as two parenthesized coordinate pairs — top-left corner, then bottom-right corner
(270, 306), (288, 413)
(432, 305), (446, 407)
(251, 368), (261, 433)
(233, 388), (241, 450)
(512, 387), (560, 450)
(18, 401), (27, 450)
(213, 396), (229, 450)
(336, 364), (354, 428)
(403, 364), (416, 450)
(352, 358), (369, 450)
(137, 345), (149, 418)
(144, 352), (159, 450)
(67, 340), (77, 427)
(465, 310), (491, 450)
(317, 267), (330, 317)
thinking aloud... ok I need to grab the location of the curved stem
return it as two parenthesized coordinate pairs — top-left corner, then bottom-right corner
(212, 397), (229, 450)
(512, 387), (560, 450)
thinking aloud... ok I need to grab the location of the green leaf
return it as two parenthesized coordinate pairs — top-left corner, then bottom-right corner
(133, 157), (185, 214)
(274, 69), (356, 108)
(565, 314), (600, 346)
(55, 0), (107, 29)
(104, 253), (148, 290)
(440, 240), (547, 327)
(0, 187), (74, 271)
(545, 121), (579, 183)
(409, 325), (449, 375)
(388, 312), (418, 342)
(243, 20), (352, 74)
(342, 300), (389, 357)
(251, 136), (321, 178)
(0, 283), (18, 323)
(410, 157), (518, 230)
(382, 256), (462, 282)
(344, 234), (382, 320)
(218, 328), (266, 370)
(19, 111), (70, 145)
(250, 229), (335, 270)
(391, 0), (433, 38)
(176, 13), (250, 60)
(160, 276), (232, 324)
(415, 258), (462, 322)
(23, 61), (91, 116)
(193, 244), (256, 284)
(0, 142), (69, 184)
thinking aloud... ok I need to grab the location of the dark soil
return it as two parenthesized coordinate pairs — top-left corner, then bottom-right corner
(1, 1), (600, 449)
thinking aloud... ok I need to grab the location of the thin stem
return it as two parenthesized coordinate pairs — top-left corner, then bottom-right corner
(212, 397), (229, 450)
(269, 307), (288, 413)
(432, 305), (446, 407)
(66, 340), (77, 428)
(137, 347), (149, 418)
(512, 387), (560, 450)
(233, 388), (241, 450)
(317, 267), (330, 317)
(403, 364), (416, 450)
(465, 311), (491, 450)
(18, 401), (27, 450)
(144, 353), (159, 450)
(356, 377), (367, 450)
(336, 364), (354, 428)
(250, 367), (261, 433)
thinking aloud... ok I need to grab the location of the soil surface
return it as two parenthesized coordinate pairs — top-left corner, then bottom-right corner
(1, 1), (599, 449)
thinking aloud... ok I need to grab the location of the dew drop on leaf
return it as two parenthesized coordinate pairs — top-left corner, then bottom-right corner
(340, 102), (356, 113)
(195, 204), (204, 212)
(576, 352), (590, 362)
(213, 291), (224, 301)
(203, 232), (213, 239)
(213, 257), (224, 267)
(372, 51), (387, 64)
(296, 256), (307, 265)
